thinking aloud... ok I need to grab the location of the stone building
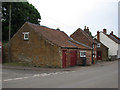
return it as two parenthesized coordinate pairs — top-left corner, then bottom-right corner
(4, 22), (92, 68)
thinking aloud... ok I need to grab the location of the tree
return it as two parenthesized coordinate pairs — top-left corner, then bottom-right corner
(2, 2), (41, 41)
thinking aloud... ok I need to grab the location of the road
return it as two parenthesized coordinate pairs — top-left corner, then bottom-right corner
(2, 60), (118, 88)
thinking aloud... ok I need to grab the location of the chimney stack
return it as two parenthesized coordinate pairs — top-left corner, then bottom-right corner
(110, 31), (113, 35)
(84, 26), (89, 34)
(103, 29), (107, 34)
(87, 27), (89, 30)
(97, 31), (100, 41)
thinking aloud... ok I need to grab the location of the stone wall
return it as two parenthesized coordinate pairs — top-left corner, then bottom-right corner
(4, 24), (62, 68)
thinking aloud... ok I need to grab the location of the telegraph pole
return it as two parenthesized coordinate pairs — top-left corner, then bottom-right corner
(9, 4), (11, 41)
(8, 3), (11, 62)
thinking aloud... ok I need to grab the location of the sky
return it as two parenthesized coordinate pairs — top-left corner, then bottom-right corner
(27, 0), (119, 36)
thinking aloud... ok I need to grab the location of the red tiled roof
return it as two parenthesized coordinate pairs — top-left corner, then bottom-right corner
(108, 34), (120, 44)
(26, 22), (91, 49)
(70, 28), (97, 47)
(102, 32), (120, 44)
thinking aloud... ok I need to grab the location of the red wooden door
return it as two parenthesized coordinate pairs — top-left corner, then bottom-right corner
(97, 51), (102, 60)
(70, 51), (77, 66)
(62, 50), (67, 68)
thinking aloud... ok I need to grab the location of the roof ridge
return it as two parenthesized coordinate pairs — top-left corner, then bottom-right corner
(26, 22), (91, 49)
(27, 22), (63, 33)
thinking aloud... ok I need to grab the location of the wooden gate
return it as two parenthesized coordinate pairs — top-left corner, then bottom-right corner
(70, 51), (77, 66)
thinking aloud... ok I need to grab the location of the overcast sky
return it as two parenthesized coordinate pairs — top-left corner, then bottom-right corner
(27, 0), (119, 36)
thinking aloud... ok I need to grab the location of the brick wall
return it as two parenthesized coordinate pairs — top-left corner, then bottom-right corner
(97, 43), (108, 61)
(77, 50), (92, 65)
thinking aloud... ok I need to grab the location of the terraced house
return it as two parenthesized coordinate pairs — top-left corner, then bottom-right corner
(96, 29), (120, 60)
(4, 22), (93, 68)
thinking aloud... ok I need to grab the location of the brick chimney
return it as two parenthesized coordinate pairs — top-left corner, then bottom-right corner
(97, 31), (100, 41)
(87, 27), (89, 30)
(84, 26), (89, 34)
(110, 31), (113, 35)
(103, 29), (107, 34)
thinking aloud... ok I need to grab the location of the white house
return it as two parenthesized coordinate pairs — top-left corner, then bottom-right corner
(96, 29), (120, 59)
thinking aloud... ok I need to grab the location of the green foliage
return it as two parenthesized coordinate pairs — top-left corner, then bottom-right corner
(89, 32), (94, 38)
(2, 2), (41, 41)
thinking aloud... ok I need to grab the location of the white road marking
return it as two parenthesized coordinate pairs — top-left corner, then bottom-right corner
(3, 71), (75, 82)
(3, 77), (30, 81)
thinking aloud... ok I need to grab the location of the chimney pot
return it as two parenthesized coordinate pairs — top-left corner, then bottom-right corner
(87, 27), (89, 30)
(110, 31), (113, 35)
(103, 29), (107, 34)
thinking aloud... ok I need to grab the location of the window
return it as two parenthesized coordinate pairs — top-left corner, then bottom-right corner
(23, 32), (29, 40)
(93, 44), (94, 49)
(97, 43), (101, 48)
(80, 51), (86, 57)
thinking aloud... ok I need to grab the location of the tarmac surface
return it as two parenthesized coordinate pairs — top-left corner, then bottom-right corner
(2, 60), (119, 88)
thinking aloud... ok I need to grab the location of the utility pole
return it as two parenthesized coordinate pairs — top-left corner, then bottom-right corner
(8, 3), (11, 62)
(9, 4), (11, 41)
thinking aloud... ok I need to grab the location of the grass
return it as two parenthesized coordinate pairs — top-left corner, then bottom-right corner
(3, 62), (31, 67)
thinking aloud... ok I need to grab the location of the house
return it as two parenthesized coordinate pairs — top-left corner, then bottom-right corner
(96, 29), (120, 60)
(4, 22), (92, 68)
(94, 38), (109, 61)
(70, 26), (97, 64)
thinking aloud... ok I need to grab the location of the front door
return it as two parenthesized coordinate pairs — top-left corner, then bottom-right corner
(97, 51), (102, 60)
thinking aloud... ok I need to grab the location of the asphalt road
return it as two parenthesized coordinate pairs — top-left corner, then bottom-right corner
(2, 60), (118, 88)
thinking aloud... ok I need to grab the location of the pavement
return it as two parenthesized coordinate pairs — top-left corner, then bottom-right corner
(2, 60), (118, 88)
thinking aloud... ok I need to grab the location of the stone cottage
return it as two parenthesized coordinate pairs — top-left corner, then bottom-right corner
(5, 22), (92, 68)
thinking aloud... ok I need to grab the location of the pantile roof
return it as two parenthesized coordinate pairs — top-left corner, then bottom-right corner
(26, 22), (91, 50)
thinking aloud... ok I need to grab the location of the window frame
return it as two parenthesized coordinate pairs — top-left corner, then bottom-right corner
(97, 43), (101, 48)
(23, 32), (29, 40)
(80, 51), (86, 57)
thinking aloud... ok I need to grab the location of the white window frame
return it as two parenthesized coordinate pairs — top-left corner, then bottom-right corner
(97, 43), (101, 48)
(93, 44), (94, 49)
(23, 32), (29, 40)
(80, 51), (86, 57)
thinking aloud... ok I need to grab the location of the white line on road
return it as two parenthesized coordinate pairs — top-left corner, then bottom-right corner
(3, 71), (74, 82)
